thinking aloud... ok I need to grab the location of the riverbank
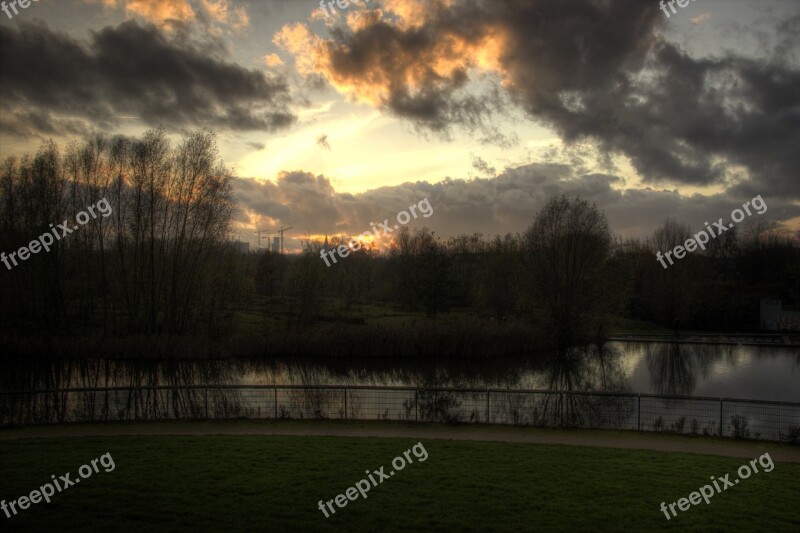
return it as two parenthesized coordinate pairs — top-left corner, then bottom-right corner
(608, 332), (800, 347)
(1, 318), (553, 359)
(3, 306), (796, 359)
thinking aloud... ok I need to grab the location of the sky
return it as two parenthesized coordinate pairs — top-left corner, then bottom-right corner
(1, 0), (799, 250)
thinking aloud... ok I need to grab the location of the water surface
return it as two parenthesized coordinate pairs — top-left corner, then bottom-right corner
(3, 342), (798, 401)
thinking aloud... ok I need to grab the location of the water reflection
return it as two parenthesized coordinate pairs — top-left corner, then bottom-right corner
(2, 343), (798, 441)
(524, 345), (629, 427)
(646, 343), (704, 396)
(1, 342), (798, 398)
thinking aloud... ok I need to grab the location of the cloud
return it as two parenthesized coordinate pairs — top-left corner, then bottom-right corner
(84, 0), (250, 33)
(233, 162), (800, 242)
(471, 155), (495, 177)
(84, 0), (195, 28)
(199, 0), (250, 31)
(264, 53), (284, 67)
(125, 0), (194, 25)
(691, 12), (712, 25)
(276, 0), (800, 198)
(0, 20), (296, 136)
(274, 5), (510, 140)
(235, 171), (341, 230)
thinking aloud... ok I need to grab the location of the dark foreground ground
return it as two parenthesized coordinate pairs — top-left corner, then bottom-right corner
(1, 422), (798, 531)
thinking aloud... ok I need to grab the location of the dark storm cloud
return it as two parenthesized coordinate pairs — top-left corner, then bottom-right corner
(580, 40), (800, 197)
(0, 20), (296, 136)
(305, 0), (800, 196)
(235, 171), (342, 229)
(234, 163), (800, 240)
(344, 19), (508, 139)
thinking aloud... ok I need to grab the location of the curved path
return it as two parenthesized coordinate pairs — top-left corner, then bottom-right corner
(2, 420), (799, 462)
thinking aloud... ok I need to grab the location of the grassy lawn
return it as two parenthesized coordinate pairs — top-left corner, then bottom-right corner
(1, 435), (798, 532)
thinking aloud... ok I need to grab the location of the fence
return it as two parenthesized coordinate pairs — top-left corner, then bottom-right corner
(1, 385), (798, 443)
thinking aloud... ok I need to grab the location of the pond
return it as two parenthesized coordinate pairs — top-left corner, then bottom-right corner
(3, 341), (798, 402)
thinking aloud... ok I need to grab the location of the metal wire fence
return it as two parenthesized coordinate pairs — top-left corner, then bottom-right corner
(1, 385), (798, 443)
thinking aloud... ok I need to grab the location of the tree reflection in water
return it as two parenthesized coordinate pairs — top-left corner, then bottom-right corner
(646, 342), (717, 396)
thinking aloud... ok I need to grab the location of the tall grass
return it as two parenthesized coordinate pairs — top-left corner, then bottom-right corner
(1, 319), (553, 359)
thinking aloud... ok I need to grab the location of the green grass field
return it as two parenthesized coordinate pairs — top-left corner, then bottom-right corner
(1, 435), (798, 531)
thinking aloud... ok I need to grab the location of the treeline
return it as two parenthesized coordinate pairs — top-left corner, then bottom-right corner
(0, 130), (243, 337)
(619, 217), (799, 330)
(264, 203), (799, 339)
(272, 195), (621, 346)
(2, 133), (799, 357)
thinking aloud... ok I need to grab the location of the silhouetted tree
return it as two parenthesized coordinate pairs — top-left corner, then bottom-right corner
(524, 195), (615, 345)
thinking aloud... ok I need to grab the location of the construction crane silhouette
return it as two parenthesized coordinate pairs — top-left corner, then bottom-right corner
(255, 225), (294, 254)
(254, 227), (270, 251)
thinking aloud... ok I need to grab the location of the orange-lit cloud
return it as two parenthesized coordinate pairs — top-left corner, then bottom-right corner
(84, 0), (195, 27)
(126, 0), (194, 24)
(84, 0), (250, 31)
(381, 0), (454, 30)
(275, 0), (509, 122)
(273, 24), (326, 82)
(273, 0), (521, 144)
(199, 0), (250, 31)
(264, 53), (284, 68)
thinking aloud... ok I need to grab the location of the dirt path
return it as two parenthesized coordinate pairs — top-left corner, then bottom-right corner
(2, 420), (798, 462)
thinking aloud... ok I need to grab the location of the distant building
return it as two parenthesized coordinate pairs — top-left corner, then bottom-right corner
(761, 299), (800, 331)
(761, 299), (781, 330)
(272, 236), (281, 254)
(233, 240), (250, 254)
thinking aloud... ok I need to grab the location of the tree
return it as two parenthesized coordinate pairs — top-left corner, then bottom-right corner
(524, 195), (614, 345)
(0, 130), (238, 337)
(475, 233), (524, 320)
(648, 218), (703, 329)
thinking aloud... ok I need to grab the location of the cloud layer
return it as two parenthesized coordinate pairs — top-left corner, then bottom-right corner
(234, 163), (800, 243)
(0, 20), (294, 137)
(84, 0), (249, 31)
(277, 0), (800, 197)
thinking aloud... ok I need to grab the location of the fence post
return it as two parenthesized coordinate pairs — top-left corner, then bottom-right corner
(343, 387), (347, 420)
(637, 394), (641, 431)
(204, 387), (208, 419)
(719, 398), (724, 437)
(415, 389), (418, 422)
(486, 389), (490, 423)
(274, 386), (278, 419)
(153, 388), (158, 419)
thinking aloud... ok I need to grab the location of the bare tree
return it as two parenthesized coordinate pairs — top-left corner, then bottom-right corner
(648, 218), (701, 330)
(524, 195), (614, 345)
(0, 129), (238, 337)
